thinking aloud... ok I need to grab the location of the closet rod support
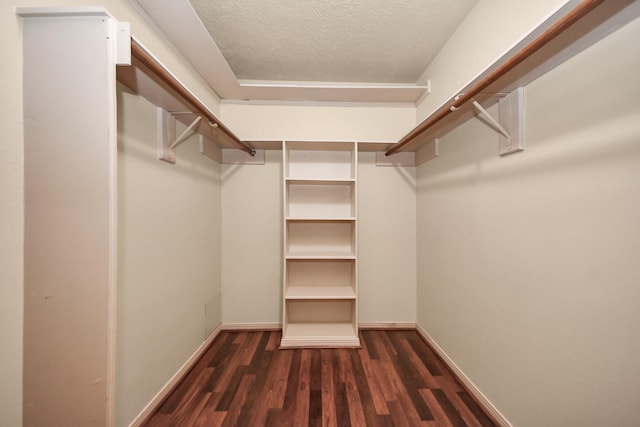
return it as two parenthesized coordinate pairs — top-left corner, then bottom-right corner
(472, 101), (511, 138)
(449, 93), (464, 111)
(169, 115), (202, 149)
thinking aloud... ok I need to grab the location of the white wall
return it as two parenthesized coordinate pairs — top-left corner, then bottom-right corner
(0, 3), (24, 426)
(116, 84), (222, 426)
(220, 103), (417, 325)
(221, 149), (282, 324)
(221, 103), (415, 142)
(358, 153), (416, 324)
(416, 17), (640, 427)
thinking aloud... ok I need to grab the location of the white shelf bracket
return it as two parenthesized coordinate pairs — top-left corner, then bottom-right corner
(472, 100), (511, 139)
(115, 21), (131, 65)
(415, 138), (440, 166)
(158, 107), (177, 164)
(169, 115), (201, 150)
(199, 134), (222, 163)
(158, 109), (210, 164)
(498, 87), (525, 156)
(471, 87), (525, 156)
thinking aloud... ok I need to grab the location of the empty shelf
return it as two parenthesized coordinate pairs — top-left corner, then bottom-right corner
(285, 286), (356, 300)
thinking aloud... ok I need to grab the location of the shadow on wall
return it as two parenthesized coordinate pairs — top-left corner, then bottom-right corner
(417, 108), (639, 193)
(359, 151), (416, 190)
(221, 162), (245, 184)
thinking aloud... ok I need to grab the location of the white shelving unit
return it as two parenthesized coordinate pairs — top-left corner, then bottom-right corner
(281, 141), (360, 348)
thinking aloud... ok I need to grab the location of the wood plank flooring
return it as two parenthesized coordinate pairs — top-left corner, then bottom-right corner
(143, 330), (497, 427)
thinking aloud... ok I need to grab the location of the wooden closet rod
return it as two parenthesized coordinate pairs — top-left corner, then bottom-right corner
(130, 41), (256, 156)
(386, 0), (605, 156)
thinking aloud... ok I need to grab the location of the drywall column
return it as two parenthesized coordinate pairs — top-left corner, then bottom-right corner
(20, 8), (123, 426)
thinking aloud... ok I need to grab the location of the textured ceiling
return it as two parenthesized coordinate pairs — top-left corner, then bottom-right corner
(188, 0), (478, 84)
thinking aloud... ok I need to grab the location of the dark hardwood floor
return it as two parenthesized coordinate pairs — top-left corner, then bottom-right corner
(143, 329), (497, 427)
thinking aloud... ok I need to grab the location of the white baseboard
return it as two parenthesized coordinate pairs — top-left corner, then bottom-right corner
(221, 322), (417, 330)
(129, 324), (223, 427)
(359, 321), (416, 329)
(220, 322), (281, 330)
(415, 324), (512, 427)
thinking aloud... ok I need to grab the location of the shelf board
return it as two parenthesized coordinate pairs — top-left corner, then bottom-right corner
(285, 141), (356, 151)
(286, 217), (356, 222)
(281, 322), (360, 348)
(285, 286), (356, 300)
(286, 251), (356, 260)
(286, 178), (356, 185)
